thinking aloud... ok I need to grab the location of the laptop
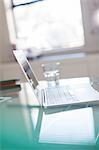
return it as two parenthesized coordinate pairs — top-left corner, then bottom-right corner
(13, 50), (99, 108)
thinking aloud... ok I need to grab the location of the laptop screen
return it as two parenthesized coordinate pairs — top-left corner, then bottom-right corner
(13, 50), (39, 89)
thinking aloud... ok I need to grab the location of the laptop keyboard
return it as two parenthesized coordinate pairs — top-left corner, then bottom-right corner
(43, 86), (78, 105)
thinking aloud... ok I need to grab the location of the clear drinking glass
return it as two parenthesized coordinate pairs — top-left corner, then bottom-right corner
(42, 62), (60, 87)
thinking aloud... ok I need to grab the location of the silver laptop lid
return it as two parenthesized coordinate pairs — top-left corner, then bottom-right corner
(13, 50), (39, 89)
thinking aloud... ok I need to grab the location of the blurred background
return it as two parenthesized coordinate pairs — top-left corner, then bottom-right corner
(0, 0), (99, 81)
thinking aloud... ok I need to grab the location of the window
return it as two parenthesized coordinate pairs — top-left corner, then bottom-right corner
(12, 0), (84, 54)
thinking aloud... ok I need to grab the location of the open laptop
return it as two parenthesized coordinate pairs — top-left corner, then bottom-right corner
(13, 50), (99, 108)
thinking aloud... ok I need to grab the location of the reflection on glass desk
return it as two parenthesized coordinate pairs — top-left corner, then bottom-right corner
(0, 77), (99, 150)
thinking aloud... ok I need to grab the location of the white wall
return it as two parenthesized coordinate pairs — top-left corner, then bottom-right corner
(80, 0), (99, 52)
(0, 0), (15, 63)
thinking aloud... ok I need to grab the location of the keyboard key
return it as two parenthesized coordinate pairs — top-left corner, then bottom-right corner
(43, 86), (78, 105)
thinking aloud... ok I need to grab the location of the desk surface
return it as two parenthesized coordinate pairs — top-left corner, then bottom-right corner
(0, 77), (99, 150)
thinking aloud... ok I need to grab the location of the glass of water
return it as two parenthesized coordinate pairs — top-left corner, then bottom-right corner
(42, 62), (60, 87)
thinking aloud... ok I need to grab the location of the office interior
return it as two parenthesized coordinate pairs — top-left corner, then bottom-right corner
(0, 0), (99, 82)
(1, 1), (99, 149)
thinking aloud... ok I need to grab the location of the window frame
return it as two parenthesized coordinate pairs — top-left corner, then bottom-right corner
(11, 0), (85, 57)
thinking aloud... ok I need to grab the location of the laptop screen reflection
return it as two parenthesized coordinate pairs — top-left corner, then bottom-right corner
(30, 107), (96, 145)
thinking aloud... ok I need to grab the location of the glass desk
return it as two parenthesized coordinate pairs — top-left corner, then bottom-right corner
(0, 77), (99, 150)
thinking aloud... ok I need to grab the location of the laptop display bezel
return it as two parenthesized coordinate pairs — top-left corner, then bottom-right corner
(13, 50), (39, 89)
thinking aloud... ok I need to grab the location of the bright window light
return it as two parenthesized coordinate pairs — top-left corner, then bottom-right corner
(12, 0), (84, 52)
